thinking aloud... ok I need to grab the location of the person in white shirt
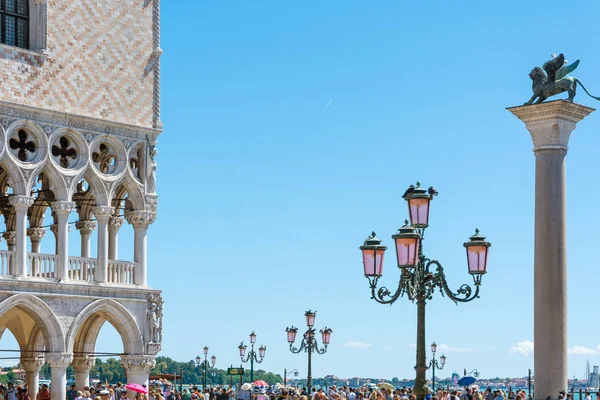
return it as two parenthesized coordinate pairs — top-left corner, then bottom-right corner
(6, 383), (17, 400)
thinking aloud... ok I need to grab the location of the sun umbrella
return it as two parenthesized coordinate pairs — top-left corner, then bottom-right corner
(457, 377), (477, 387)
(254, 380), (268, 387)
(126, 384), (148, 394)
(377, 383), (395, 391)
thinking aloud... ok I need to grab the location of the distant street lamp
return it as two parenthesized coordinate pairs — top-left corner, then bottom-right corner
(464, 369), (480, 378)
(284, 369), (299, 387)
(429, 342), (446, 393)
(196, 346), (216, 390)
(286, 310), (332, 395)
(238, 331), (266, 382)
(359, 182), (491, 400)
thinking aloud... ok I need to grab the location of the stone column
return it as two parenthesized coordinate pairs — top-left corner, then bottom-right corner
(108, 217), (124, 260)
(21, 359), (44, 400)
(120, 356), (155, 399)
(508, 100), (595, 400)
(46, 353), (72, 400)
(27, 228), (46, 276)
(72, 357), (95, 390)
(9, 196), (35, 277)
(51, 201), (76, 280)
(3, 231), (16, 275)
(75, 221), (96, 258)
(125, 211), (156, 286)
(92, 206), (114, 283)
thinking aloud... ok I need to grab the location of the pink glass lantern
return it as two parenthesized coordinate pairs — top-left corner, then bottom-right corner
(195, 355), (201, 365)
(440, 354), (447, 367)
(210, 355), (216, 366)
(238, 343), (247, 357)
(286, 326), (298, 343)
(320, 327), (332, 345)
(463, 229), (491, 275)
(258, 345), (266, 358)
(305, 310), (316, 327)
(360, 232), (387, 277)
(431, 341), (437, 354)
(203, 346), (208, 356)
(392, 222), (421, 268)
(249, 331), (257, 344)
(405, 182), (432, 228)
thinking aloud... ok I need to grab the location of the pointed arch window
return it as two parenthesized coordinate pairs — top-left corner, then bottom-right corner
(0, 0), (29, 49)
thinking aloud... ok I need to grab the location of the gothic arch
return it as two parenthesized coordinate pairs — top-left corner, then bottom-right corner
(0, 293), (65, 353)
(66, 298), (144, 355)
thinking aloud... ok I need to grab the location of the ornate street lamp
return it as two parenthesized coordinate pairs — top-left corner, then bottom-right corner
(428, 341), (446, 393)
(239, 331), (266, 382)
(286, 310), (332, 395)
(464, 368), (480, 378)
(196, 347), (216, 390)
(358, 181), (491, 400)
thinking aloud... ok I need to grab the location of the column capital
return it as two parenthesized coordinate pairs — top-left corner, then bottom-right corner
(50, 201), (77, 215)
(125, 210), (156, 227)
(20, 359), (44, 372)
(108, 217), (124, 233)
(75, 220), (97, 234)
(46, 353), (73, 368)
(120, 355), (155, 375)
(9, 196), (34, 212)
(71, 356), (95, 372)
(3, 231), (15, 245)
(50, 224), (70, 237)
(92, 206), (114, 222)
(508, 100), (595, 152)
(27, 228), (46, 242)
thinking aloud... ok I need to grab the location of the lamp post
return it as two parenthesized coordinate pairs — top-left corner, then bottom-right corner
(238, 331), (266, 382)
(195, 346), (216, 390)
(358, 182), (491, 400)
(284, 369), (299, 387)
(286, 310), (332, 395)
(463, 369), (480, 378)
(429, 342), (446, 393)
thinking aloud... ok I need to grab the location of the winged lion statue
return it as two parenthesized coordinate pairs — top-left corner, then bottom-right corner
(524, 53), (600, 105)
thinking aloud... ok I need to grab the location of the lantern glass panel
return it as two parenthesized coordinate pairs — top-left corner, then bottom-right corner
(195, 356), (201, 365)
(210, 355), (216, 365)
(466, 245), (489, 274)
(306, 313), (316, 327)
(408, 197), (430, 227)
(239, 345), (246, 357)
(287, 330), (296, 343)
(431, 342), (437, 353)
(249, 332), (257, 344)
(322, 331), (331, 345)
(259, 346), (266, 358)
(395, 237), (419, 267)
(203, 346), (208, 356)
(362, 249), (385, 276)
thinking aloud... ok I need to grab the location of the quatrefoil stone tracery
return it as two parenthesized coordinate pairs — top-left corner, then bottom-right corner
(51, 136), (77, 168)
(9, 130), (36, 162)
(92, 143), (116, 174)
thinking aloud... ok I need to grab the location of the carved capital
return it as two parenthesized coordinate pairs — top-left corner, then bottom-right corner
(3, 231), (15, 245)
(46, 353), (72, 368)
(108, 217), (124, 233)
(49, 224), (70, 237)
(92, 206), (114, 222)
(9, 196), (35, 212)
(75, 220), (97, 235)
(20, 359), (44, 372)
(51, 201), (76, 215)
(119, 355), (155, 375)
(27, 228), (46, 242)
(71, 357), (95, 372)
(125, 210), (156, 227)
(145, 195), (158, 212)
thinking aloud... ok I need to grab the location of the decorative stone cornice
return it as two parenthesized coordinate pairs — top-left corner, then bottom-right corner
(9, 196), (35, 212)
(20, 359), (44, 372)
(51, 201), (77, 215)
(45, 353), (72, 368)
(125, 210), (156, 227)
(3, 231), (15, 245)
(75, 220), (97, 234)
(108, 217), (124, 233)
(71, 357), (95, 372)
(92, 206), (114, 222)
(120, 355), (155, 374)
(27, 228), (46, 242)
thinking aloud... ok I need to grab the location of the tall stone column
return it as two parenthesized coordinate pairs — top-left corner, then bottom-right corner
(108, 217), (124, 260)
(3, 231), (16, 275)
(21, 359), (44, 400)
(27, 228), (46, 276)
(51, 201), (76, 280)
(508, 100), (595, 400)
(72, 357), (95, 390)
(75, 221), (96, 258)
(120, 356), (155, 399)
(46, 353), (72, 400)
(125, 211), (156, 286)
(9, 196), (35, 277)
(92, 206), (113, 283)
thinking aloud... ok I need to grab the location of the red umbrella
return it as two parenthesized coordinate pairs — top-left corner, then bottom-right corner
(126, 384), (148, 394)
(254, 380), (268, 387)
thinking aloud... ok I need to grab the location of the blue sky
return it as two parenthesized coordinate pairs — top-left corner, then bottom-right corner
(5, 0), (600, 382)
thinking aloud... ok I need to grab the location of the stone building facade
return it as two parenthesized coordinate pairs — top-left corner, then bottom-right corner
(0, 1), (163, 399)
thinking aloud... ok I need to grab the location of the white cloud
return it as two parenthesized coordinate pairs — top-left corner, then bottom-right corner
(344, 341), (372, 349)
(568, 345), (600, 355)
(438, 344), (472, 353)
(510, 340), (534, 356)
(408, 344), (416, 349)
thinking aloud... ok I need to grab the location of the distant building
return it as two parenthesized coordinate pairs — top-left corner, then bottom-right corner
(349, 378), (361, 387)
(589, 366), (599, 388)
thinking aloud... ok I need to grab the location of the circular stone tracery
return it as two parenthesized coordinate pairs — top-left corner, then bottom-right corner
(9, 129), (37, 162)
(92, 143), (117, 175)
(51, 136), (78, 169)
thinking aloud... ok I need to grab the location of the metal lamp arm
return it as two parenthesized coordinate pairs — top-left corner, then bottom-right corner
(288, 338), (307, 354)
(254, 352), (265, 364)
(370, 270), (413, 304)
(311, 337), (328, 355)
(240, 352), (252, 363)
(428, 260), (480, 303)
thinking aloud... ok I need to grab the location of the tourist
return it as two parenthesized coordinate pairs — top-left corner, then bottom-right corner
(586, 392), (592, 400)
(36, 385), (49, 400)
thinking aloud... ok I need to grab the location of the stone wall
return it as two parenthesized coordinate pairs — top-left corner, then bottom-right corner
(0, 0), (155, 128)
